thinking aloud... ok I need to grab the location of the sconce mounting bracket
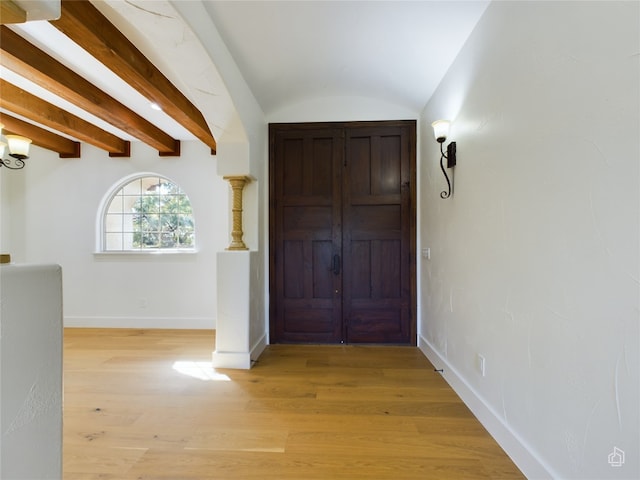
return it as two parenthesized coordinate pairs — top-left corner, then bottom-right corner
(447, 142), (457, 168)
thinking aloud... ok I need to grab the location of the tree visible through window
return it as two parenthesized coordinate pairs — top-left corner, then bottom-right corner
(103, 175), (195, 251)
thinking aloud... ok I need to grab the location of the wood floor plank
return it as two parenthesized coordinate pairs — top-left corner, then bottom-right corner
(315, 384), (461, 402)
(64, 446), (147, 476)
(126, 449), (494, 480)
(187, 428), (289, 453)
(63, 328), (524, 479)
(244, 397), (474, 418)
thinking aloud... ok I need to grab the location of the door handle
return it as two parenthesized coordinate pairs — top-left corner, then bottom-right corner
(332, 254), (341, 275)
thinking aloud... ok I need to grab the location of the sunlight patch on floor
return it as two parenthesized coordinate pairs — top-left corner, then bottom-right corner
(172, 361), (231, 381)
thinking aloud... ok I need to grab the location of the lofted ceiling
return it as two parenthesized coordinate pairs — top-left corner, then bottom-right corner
(0, 0), (489, 160)
(205, 0), (489, 115)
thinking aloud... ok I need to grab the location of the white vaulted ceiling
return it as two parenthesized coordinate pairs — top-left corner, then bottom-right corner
(205, 0), (490, 115)
(0, 0), (489, 157)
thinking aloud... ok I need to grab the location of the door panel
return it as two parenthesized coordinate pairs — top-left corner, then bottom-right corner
(270, 121), (415, 345)
(271, 127), (343, 343)
(343, 125), (413, 344)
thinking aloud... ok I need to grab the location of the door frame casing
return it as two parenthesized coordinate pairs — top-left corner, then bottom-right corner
(268, 120), (417, 345)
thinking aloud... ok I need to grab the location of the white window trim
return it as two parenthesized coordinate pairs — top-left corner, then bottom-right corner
(96, 172), (197, 254)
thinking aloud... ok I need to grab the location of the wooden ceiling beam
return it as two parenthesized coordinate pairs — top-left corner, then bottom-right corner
(0, 25), (180, 156)
(0, 0), (26, 24)
(51, 0), (217, 153)
(0, 112), (81, 158)
(0, 79), (130, 156)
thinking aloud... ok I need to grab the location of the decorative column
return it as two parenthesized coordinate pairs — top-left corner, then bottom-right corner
(223, 175), (250, 250)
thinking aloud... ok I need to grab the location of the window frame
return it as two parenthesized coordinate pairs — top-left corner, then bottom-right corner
(96, 172), (197, 254)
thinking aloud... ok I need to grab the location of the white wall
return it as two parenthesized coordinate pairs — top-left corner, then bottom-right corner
(1, 140), (227, 329)
(420, 2), (639, 479)
(1, 264), (63, 479)
(267, 95), (419, 124)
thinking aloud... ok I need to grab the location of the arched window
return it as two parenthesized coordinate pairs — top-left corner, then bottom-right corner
(101, 174), (195, 252)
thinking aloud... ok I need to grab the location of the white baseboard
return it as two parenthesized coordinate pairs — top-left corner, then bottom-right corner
(250, 333), (267, 365)
(64, 315), (215, 330)
(211, 350), (252, 369)
(418, 334), (555, 480)
(211, 334), (267, 370)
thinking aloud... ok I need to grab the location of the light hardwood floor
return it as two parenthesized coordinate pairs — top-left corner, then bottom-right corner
(63, 329), (524, 479)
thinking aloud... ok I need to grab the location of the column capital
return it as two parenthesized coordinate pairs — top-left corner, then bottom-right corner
(223, 175), (252, 184)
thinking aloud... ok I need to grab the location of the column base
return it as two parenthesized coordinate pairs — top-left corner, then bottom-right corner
(212, 350), (252, 369)
(226, 244), (248, 251)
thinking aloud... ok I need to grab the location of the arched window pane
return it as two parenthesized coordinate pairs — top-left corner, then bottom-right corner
(102, 175), (195, 251)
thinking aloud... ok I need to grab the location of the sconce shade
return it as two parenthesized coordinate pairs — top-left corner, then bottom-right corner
(432, 120), (450, 143)
(5, 135), (31, 159)
(0, 142), (5, 158)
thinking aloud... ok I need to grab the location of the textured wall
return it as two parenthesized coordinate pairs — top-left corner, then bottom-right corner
(1, 264), (63, 479)
(420, 2), (639, 478)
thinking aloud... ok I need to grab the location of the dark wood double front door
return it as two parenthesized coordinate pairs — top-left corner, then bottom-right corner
(269, 121), (416, 345)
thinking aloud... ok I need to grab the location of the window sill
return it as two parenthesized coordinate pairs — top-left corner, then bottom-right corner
(93, 250), (198, 261)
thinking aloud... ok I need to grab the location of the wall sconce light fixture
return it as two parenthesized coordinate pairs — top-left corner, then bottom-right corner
(0, 124), (31, 170)
(432, 120), (456, 199)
